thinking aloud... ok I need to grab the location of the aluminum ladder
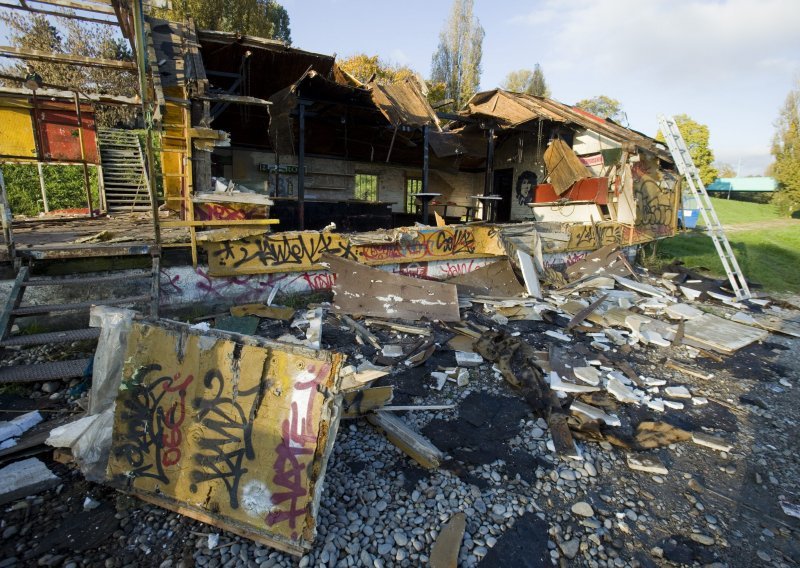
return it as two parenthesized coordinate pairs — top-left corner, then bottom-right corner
(657, 115), (751, 301)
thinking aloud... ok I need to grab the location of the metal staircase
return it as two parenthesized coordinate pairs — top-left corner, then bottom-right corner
(97, 127), (153, 213)
(657, 115), (751, 301)
(0, 261), (160, 384)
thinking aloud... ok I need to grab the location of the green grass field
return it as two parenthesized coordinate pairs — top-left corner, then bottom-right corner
(655, 197), (800, 293)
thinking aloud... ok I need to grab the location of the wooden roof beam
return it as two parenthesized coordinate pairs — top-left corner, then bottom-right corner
(27, 0), (116, 15)
(0, 46), (136, 71)
(1, 1), (119, 25)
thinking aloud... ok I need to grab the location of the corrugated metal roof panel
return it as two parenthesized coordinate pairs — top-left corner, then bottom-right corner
(707, 177), (777, 192)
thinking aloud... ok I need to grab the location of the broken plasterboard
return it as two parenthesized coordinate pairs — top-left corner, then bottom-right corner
(446, 259), (525, 297)
(324, 254), (460, 322)
(682, 313), (769, 354)
(105, 319), (345, 556)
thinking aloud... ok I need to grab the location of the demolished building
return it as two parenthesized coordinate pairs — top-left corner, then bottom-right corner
(7, 1), (798, 565)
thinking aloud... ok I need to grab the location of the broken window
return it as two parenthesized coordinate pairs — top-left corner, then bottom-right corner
(354, 174), (378, 201)
(405, 177), (423, 213)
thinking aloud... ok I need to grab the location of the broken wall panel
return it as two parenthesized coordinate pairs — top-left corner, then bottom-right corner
(105, 319), (345, 555)
(203, 225), (506, 276)
(325, 254), (460, 322)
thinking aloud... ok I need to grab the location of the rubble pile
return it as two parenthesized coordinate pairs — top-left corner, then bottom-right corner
(1, 249), (799, 567)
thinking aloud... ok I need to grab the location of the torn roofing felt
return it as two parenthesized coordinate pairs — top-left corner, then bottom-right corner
(457, 89), (671, 159)
(366, 79), (441, 131)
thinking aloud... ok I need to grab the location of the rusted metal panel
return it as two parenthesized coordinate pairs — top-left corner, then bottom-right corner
(36, 103), (99, 163)
(106, 320), (344, 555)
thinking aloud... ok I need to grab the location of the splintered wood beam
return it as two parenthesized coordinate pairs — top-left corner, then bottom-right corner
(0, 46), (135, 71)
(1, 1), (118, 25)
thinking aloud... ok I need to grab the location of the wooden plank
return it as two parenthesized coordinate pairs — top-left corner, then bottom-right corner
(683, 313), (769, 354)
(342, 386), (394, 418)
(31, 0), (116, 15)
(446, 259), (525, 297)
(325, 254), (460, 322)
(366, 412), (444, 469)
(566, 293), (608, 331)
(430, 512), (467, 568)
(105, 320), (344, 554)
(0, 266), (27, 340)
(0, 46), (135, 71)
(0, 1), (118, 25)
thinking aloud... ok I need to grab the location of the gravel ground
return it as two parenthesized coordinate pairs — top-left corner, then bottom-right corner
(1, 287), (799, 568)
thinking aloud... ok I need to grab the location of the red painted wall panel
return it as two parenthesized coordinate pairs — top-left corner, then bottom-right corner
(533, 177), (609, 204)
(35, 103), (99, 163)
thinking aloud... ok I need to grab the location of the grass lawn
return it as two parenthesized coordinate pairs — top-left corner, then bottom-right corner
(654, 198), (800, 293)
(695, 196), (781, 226)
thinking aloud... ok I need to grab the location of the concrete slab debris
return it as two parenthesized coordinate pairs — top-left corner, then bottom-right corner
(0, 457), (59, 506)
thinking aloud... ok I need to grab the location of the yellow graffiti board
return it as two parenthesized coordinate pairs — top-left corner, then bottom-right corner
(107, 321), (343, 554)
(0, 101), (36, 159)
(204, 225), (507, 276)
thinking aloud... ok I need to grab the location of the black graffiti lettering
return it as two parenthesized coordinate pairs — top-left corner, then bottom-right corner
(190, 368), (265, 509)
(230, 234), (357, 268)
(434, 229), (476, 255)
(115, 364), (194, 484)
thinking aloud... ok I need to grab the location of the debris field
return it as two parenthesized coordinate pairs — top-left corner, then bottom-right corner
(1, 249), (799, 568)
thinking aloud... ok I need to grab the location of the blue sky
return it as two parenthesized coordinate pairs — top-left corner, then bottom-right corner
(2, 0), (798, 174)
(284, 0), (800, 175)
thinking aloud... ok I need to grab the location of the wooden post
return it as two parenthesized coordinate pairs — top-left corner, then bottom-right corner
(36, 162), (49, 213)
(422, 124), (429, 193)
(484, 127), (495, 197)
(132, 0), (161, 246)
(297, 101), (305, 231)
(73, 92), (94, 217)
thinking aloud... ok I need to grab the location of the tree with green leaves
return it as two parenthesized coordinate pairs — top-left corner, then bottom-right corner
(574, 95), (625, 122)
(502, 64), (550, 97)
(430, 0), (484, 111)
(770, 82), (800, 216)
(338, 53), (417, 85)
(656, 114), (718, 186)
(155, 0), (291, 43)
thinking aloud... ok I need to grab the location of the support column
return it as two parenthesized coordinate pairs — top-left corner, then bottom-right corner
(73, 92), (94, 217)
(36, 162), (49, 213)
(422, 124), (429, 194)
(483, 126), (495, 197)
(297, 102), (306, 231)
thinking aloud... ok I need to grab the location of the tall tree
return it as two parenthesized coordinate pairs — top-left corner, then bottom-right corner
(657, 114), (718, 186)
(574, 96), (625, 122)
(338, 54), (416, 85)
(156, 0), (291, 43)
(714, 162), (737, 178)
(430, 0), (484, 111)
(0, 12), (136, 126)
(502, 64), (550, 97)
(770, 82), (800, 216)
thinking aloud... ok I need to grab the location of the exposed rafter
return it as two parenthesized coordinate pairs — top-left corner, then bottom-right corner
(0, 46), (136, 71)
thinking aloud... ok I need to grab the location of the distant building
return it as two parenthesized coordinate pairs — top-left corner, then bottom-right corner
(706, 176), (777, 197)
